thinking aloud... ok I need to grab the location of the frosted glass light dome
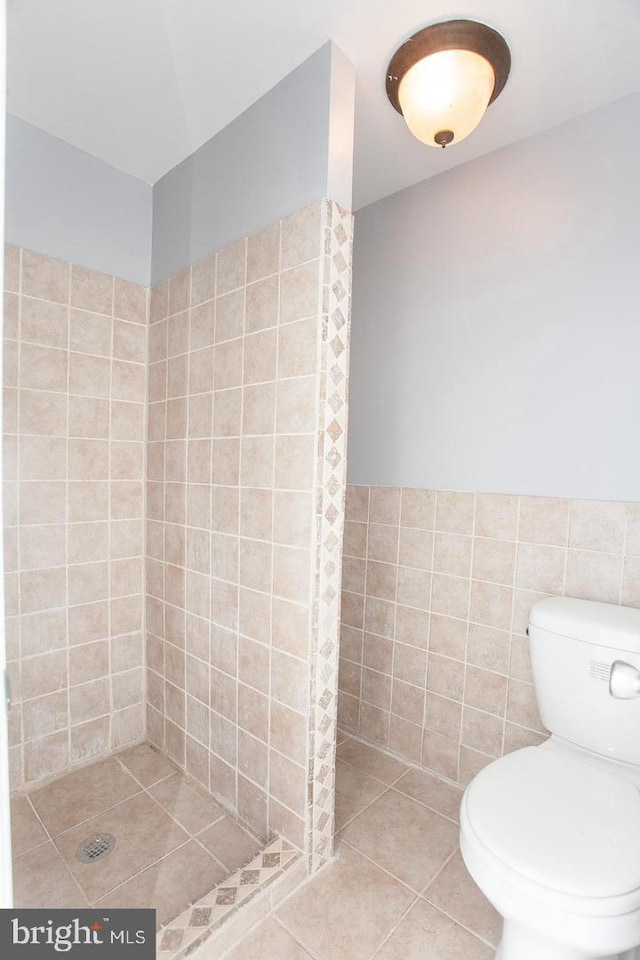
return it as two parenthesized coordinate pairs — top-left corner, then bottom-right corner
(398, 48), (495, 148)
(386, 20), (511, 151)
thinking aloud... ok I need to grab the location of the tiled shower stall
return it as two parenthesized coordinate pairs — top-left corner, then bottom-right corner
(5, 198), (353, 928)
(4, 248), (148, 780)
(143, 200), (353, 866)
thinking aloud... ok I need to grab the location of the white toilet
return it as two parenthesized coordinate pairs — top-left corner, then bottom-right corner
(460, 597), (640, 960)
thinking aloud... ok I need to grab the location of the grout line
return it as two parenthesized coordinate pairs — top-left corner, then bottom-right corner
(336, 743), (412, 788)
(55, 845), (94, 908)
(335, 834), (425, 897)
(358, 487), (370, 738)
(181, 258), (193, 778)
(111, 750), (177, 789)
(421, 890), (499, 950)
(205, 254), (217, 803)
(21, 793), (55, 849)
(189, 832), (237, 875)
(106, 281), (115, 757)
(112, 747), (265, 849)
(14, 246), (24, 788)
(620, 502), (631, 606)
(63, 265), (72, 773)
(140, 282), (150, 749)
(269, 917), (317, 960)
(420, 846), (458, 897)
(503, 495), (523, 757)
(385, 782), (461, 826)
(367, 892), (422, 960)
(87, 834), (195, 907)
(233, 241), (246, 827)
(456, 492), (477, 781)
(419, 493), (438, 773)
(335, 765), (461, 833)
(385, 490), (401, 755)
(258, 227), (274, 847)
(334, 833), (488, 955)
(339, 730), (463, 793)
(44, 785), (146, 842)
(333, 782), (392, 834)
(35, 767), (229, 908)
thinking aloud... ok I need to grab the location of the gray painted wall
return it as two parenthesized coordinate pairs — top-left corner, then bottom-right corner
(152, 43), (335, 283)
(326, 43), (355, 214)
(5, 115), (152, 284)
(348, 94), (640, 501)
(5, 43), (354, 288)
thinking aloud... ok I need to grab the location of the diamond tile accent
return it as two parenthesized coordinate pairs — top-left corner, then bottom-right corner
(189, 908), (212, 927)
(330, 333), (345, 356)
(325, 531), (339, 551)
(328, 391), (343, 413)
(216, 888), (237, 906)
(157, 837), (299, 960)
(327, 420), (343, 442)
(325, 504), (339, 525)
(306, 200), (353, 873)
(333, 251), (347, 273)
(262, 852), (281, 868)
(160, 930), (185, 951)
(333, 306), (347, 328)
(330, 362), (345, 384)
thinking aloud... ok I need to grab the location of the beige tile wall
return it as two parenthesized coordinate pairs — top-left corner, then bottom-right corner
(4, 245), (147, 790)
(339, 485), (640, 785)
(145, 201), (352, 864)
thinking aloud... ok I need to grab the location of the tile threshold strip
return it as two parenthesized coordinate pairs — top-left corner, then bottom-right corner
(157, 836), (299, 959)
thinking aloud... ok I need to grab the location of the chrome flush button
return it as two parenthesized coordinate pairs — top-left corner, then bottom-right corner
(609, 660), (640, 699)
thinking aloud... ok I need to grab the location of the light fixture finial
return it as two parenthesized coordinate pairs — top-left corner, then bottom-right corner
(434, 129), (454, 149)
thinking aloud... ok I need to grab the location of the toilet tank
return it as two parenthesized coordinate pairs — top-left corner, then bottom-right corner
(529, 597), (640, 766)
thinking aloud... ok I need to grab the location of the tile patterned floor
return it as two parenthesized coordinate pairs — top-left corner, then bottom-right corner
(11, 736), (501, 958)
(11, 743), (265, 929)
(217, 736), (501, 960)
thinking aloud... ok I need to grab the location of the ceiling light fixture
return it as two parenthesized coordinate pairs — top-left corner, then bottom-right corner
(386, 19), (511, 149)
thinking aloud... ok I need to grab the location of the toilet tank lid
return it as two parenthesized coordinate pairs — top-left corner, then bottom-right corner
(529, 597), (640, 653)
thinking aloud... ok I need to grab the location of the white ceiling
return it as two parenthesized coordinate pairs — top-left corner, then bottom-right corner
(8, 0), (640, 209)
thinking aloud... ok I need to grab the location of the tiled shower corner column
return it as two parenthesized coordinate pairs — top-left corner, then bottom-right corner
(306, 201), (353, 871)
(145, 200), (353, 872)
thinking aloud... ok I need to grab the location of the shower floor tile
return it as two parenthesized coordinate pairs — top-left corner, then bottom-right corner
(11, 743), (264, 931)
(223, 736), (500, 960)
(96, 841), (227, 927)
(10, 794), (48, 858)
(54, 791), (191, 902)
(29, 755), (141, 836)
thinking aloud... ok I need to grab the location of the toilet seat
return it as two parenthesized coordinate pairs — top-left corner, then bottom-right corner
(463, 746), (640, 900)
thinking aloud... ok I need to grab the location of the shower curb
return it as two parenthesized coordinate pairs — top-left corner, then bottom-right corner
(157, 836), (302, 959)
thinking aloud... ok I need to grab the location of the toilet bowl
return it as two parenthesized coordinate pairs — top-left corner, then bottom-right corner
(459, 597), (640, 960)
(460, 743), (640, 960)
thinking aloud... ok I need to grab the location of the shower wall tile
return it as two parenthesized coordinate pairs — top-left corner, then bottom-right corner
(145, 201), (352, 873)
(4, 247), (147, 790)
(339, 486), (640, 786)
